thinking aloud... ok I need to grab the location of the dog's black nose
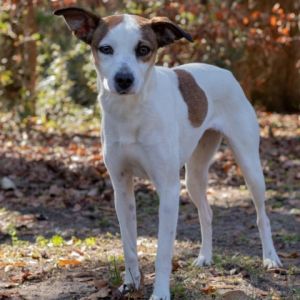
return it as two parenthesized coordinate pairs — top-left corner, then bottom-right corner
(114, 72), (134, 93)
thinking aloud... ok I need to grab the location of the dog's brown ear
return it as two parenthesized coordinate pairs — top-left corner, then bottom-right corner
(54, 7), (101, 44)
(151, 17), (193, 48)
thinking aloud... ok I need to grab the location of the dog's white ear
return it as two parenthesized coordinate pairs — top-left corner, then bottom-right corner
(54, 7), (101, 45)
(151, 17), (193, 47)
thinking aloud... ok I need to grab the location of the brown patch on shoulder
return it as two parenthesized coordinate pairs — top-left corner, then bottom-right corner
(174, 69), (208, 127)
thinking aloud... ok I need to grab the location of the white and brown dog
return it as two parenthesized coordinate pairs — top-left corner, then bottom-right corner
(55, 7), (281, 300)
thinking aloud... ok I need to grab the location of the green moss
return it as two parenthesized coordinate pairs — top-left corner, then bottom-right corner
(50, 235), (64, 247)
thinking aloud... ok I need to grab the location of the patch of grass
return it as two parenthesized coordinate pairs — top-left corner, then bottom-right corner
(287, 265), (300, 276)
(270, 195), (287, 209)
(104, 232), (116, 239)
(213, 253), (263, 283)
(84, 237), (96, 247)
(238, 234), (248, 244)
(36, 235), (49, 247)
(6, 224), (28, 246)
(35, 235), (98, 248)
(7, 224), (18, 245)
(291, 287), (300, 297)
(98, 217), (111, 227)
(136, 191), (159, 217)
(171, 282), (188, 299)
(50, 235), (65, 247)
(108, 255), (123, 287)
(281, 233), (300, 244)
(71, 236), (83, 246)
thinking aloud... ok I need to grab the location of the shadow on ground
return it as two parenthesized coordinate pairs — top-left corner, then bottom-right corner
(0, 118), (299, 299)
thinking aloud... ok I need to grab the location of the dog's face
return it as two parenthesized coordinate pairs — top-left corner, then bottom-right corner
(55, 7), (192, 95)
(92, 14), (158, 95)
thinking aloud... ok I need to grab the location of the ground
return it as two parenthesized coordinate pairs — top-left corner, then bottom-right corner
(0, 112), (299, 300)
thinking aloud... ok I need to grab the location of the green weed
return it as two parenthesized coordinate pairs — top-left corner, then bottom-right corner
(36, 235), (49, 247)
(84, 237), (96, 247)
(50, 235), (64, 247)
(171, 283), (188, 299)
(108, 255), (123, 287)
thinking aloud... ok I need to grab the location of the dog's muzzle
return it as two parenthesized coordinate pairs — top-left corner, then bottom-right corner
(114, 72), (134, 94)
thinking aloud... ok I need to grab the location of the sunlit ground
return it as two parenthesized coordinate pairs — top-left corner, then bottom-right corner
(0, 112), (299, 299)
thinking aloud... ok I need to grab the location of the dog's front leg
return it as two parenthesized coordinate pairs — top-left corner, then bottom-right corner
(151, 177), (180, 300)
(110, 171), (140, 291)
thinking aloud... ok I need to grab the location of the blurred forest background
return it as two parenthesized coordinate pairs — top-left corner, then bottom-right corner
(0, 2), (300, 299)
(0, 0), (299, 128)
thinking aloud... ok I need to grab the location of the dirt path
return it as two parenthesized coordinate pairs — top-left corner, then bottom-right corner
(0, 112), (299, 299)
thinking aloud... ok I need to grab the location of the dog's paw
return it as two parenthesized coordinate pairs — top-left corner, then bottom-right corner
(192, 255), (212, 267)
(112, 283), (136, 299)
(263, 253), (282, 269)
(149, 294), (170, 300)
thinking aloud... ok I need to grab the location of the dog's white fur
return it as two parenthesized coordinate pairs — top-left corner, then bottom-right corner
(56, 10), (281, 300)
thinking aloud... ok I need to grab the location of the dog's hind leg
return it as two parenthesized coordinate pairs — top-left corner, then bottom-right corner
(223, 111), (282, 268)
(185, 129), (222, 266)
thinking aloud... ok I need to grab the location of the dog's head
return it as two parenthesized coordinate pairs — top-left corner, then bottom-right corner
(54, 7), (193, 95)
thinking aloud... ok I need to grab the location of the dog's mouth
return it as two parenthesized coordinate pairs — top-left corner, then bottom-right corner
(116, 88), (136, 95)
(119, 90), (128, 95)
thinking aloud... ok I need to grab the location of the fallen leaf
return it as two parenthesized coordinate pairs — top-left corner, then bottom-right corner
(201, 285), (216, 295)
(172, 258), (180, 272)
(58, 259), (81, 267)
(289, 208), (300, 216)
(72, 204), (81, 212)
(0, 281), (19, 289)
(96, 286), (110, 298)
(10, 270), (32, 283)
(85, 288), (110, 299)
(0, 262), (27, 268)
(221, 290), (250, 300)
(279, 251), (299, 259)
(87, 187), (98, 197)
(223, 161), (234, 173)
(69, 271), (95, 279)
(93, 279), (109, 290)
(0, 291), (24, 299)
(71, 249), (84, 257)
(49, 185), (62, 196)
(267, 268), (287, 275)
(229, 268), (238, 275)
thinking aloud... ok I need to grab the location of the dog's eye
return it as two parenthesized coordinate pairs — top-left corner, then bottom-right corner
(136, 45), (151, 57)
(99, 45), (113, 55)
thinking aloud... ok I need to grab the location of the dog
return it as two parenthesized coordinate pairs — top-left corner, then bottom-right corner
(55, 7), (282, 300)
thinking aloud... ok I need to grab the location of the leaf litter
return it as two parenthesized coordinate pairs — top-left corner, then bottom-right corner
(0, 112), (299, 299)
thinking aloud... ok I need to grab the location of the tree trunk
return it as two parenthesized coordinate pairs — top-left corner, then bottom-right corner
(23, 0), (37, 116)
(285, 39), (300, 111)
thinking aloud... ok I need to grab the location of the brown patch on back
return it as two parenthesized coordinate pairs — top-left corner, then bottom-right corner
(174, 69), (208, 127)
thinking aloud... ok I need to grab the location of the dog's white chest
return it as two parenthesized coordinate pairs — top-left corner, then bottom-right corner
(101, 93), (166, 146)
(101, 101), (164, 179)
